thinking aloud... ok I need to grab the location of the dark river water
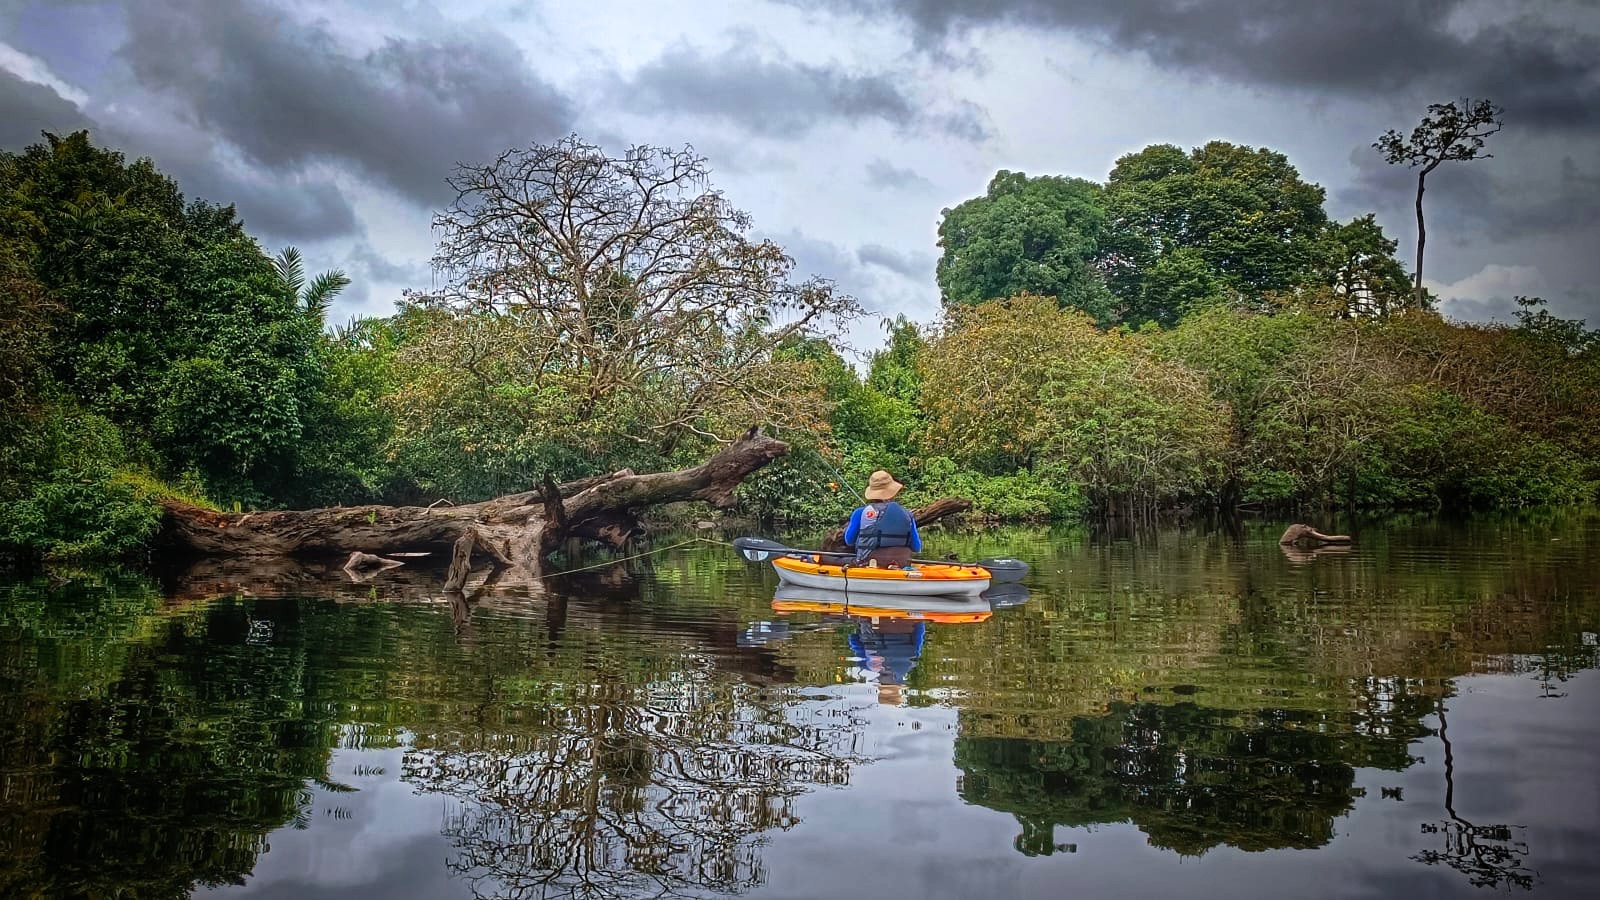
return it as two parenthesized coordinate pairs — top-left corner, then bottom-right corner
(3, 513), (1599, 899)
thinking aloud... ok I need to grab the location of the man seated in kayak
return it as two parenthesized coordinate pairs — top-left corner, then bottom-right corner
(843, 470), (922, 567)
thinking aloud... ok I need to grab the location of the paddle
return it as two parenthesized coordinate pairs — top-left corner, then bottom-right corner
(731, 536), (1029, 583)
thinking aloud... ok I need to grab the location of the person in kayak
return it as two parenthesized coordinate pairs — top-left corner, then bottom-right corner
(843, 470), (922, 567)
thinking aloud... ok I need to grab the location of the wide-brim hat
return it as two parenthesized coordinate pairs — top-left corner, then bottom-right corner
(864, 470), (904, 501)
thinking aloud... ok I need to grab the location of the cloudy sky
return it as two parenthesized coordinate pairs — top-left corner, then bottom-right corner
(3, 0), (1597, 355)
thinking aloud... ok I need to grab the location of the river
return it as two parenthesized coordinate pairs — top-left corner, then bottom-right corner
(3, 513), (1598, 898)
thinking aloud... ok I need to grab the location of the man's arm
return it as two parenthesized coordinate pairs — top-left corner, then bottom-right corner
(907, 516), (922, 552)
(843, 508), (862, 547)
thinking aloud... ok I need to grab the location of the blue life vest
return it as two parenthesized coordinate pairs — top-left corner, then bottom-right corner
(856, 501), (913, 561)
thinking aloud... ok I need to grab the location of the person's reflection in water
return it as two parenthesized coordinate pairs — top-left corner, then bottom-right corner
(849, 617), (926, 705)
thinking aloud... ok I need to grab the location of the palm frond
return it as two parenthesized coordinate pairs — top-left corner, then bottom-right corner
(303, 269), (351, 318)
(274, 246), (306, 296)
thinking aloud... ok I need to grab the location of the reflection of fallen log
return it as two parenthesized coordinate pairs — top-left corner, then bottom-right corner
(162, 554), (803, 683)
(1279, 523), (1352, 547)
(158, 428), (788, 590)
(820, 497), (973, 552)
(342, 551), (406, 580)
(1280, 543), (1354, 564)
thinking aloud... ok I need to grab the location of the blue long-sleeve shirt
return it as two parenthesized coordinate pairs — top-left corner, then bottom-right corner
(843, 503), (922, 552)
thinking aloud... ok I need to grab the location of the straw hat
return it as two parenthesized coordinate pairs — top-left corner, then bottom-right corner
(863, 470), (904, 501)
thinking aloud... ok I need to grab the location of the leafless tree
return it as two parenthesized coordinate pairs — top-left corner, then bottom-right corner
(427, 136), (862, 447)
(1374, 100), (1503, 308)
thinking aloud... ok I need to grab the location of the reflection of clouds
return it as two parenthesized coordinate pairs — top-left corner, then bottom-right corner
(196, 747), (460, 898)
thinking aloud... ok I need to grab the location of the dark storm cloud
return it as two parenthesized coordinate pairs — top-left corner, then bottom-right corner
(0, 68), (89, 146)
(115, 0), (575, 207)
(865, 157), (934, 190)
(188, 167), (361, 242)
(614, 42), (990, 141)
(0, 66), (357, 240)
(801, 0), (1600, 132)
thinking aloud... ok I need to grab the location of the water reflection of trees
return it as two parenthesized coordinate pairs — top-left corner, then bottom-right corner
(408, 681), (857, 899)
(6, 518), (1600, 897)
(955, 691), (1439, 858)
(407, 569), (864, 899)
(1410, 701), (1538, 890)
(3, 563), (868, 899)
(0, 578), (346, 897)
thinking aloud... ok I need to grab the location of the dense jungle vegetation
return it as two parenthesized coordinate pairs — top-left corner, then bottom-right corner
(2, 131), (1597, 564)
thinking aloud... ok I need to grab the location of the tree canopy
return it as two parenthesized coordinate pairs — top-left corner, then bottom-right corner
(937, 171), (1114, 322)
(934, 141), (1387, 328)
(1103, 141), (1332, 324)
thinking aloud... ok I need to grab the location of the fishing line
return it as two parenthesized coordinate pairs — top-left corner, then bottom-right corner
(545, 536), (727, 576)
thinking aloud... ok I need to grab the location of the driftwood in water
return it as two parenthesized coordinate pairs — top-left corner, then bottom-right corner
(1279, 523), (1352, 546)
(819, 497), (973, 552)
(158, 428), (790, 590)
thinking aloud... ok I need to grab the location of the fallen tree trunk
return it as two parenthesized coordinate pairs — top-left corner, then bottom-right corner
(819, 497), (973, 552)
(1278, 523), (1352, 546)
(159, 427), (790, 590)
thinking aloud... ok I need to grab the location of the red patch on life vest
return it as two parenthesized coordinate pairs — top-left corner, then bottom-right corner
(864, 507), (879, 520)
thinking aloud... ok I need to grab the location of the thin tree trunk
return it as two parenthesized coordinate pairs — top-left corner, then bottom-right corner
(1413, 168), (1430, 308)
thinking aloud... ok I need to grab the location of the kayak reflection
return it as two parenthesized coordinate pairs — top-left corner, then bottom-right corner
(756, 585), (1029, 704)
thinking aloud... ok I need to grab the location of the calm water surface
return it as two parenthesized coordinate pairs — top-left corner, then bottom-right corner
(3, 514), (1599, 899)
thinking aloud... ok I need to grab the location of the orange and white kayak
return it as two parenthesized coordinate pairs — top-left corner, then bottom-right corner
(771, 586), (992, 623)
(771, 554), (991, 597)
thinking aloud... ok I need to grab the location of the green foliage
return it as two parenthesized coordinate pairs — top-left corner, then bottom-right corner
(1040, 331), (1230, 509)
(912, 457), (1085, 521)
(0, 131), (324, 509)
(3, 126), (1593, 553)
(0, 407), (163, 563)
(738, 447), (862, 524)
(935, 141), (1410, 331)
(938, 171), (1116, 322)
(1158, 304), (1597, 509)
(273, 244), (350, 322)
(920, 295), (1102, 472)
(284, 317), (401, 506)
(1360, 388), (1591, 509)
(1316, 214), (1418, 315)
(866, 316), (927, 405)
(1104, 141), (1331, 325)
(920, 296), (1225, 512)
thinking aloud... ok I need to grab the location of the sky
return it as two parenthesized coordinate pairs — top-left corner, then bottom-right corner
(3, 0), (1598, 358)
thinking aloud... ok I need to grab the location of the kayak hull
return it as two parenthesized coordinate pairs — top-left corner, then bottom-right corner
(771, 556), (991, 597)
(771, 585), (993, 623)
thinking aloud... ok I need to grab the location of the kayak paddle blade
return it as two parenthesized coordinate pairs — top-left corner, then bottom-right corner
(975, 557), (1029, 583)
(982, 582), (1031, 608)
(733, 536), (791, 563)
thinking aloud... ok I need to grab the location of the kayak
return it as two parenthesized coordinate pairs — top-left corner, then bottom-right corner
(771, 585), (992, 623)
(770, 554), (991, 597)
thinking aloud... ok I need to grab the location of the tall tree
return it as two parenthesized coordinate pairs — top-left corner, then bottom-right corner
(936, 170), (1115, 323)
(1374, 99), (1503, 308)
(427, 136), (860, 455)
(1103, 142), (1330, 326)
